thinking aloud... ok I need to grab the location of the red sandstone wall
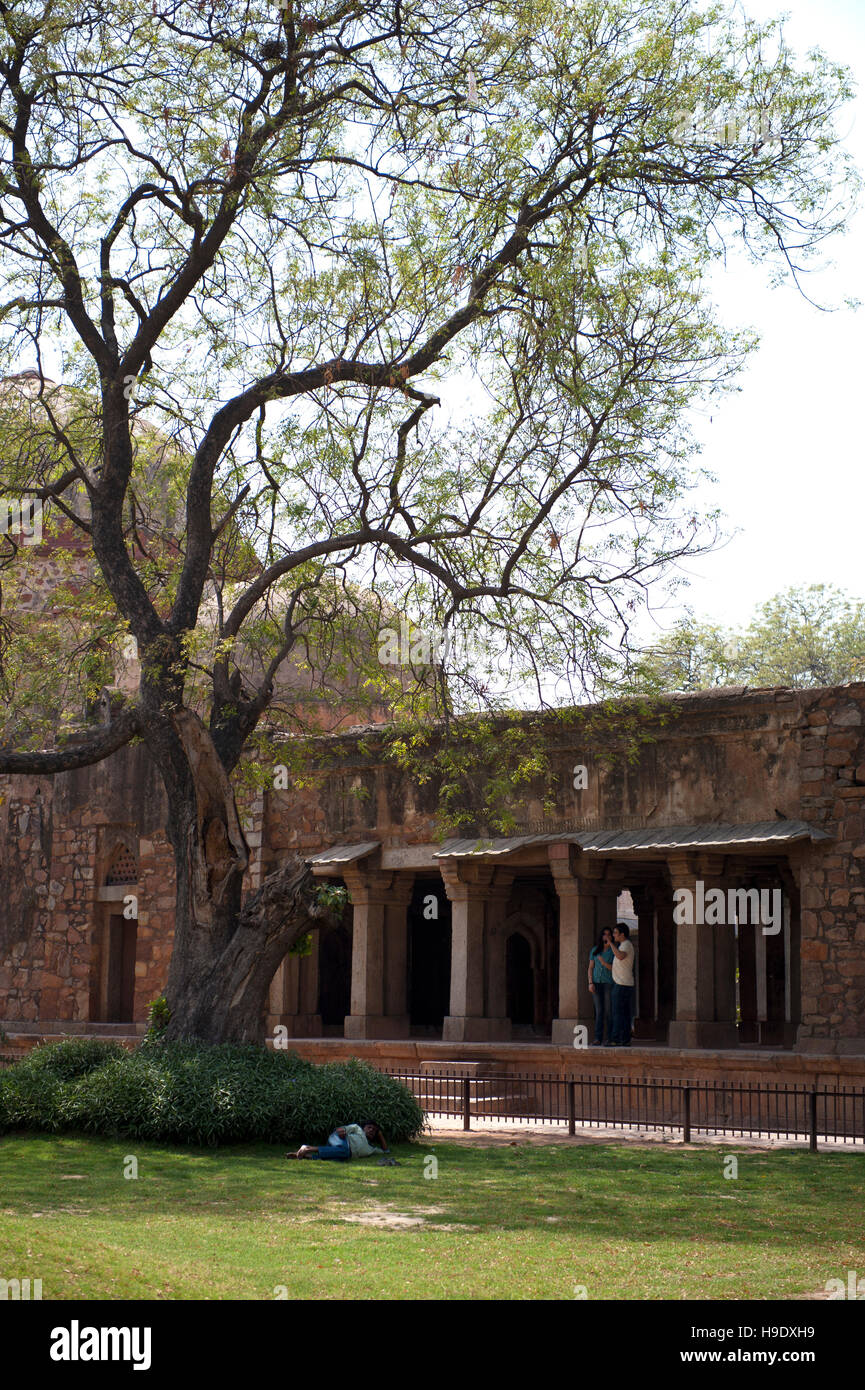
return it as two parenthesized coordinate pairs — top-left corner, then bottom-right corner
(796, 688), (865, 1050)
(1, 684), (863, 1046)
(0, 774), (96, 1022)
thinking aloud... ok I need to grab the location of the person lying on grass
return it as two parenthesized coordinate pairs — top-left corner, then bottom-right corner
(287, 1121), (389, 1161)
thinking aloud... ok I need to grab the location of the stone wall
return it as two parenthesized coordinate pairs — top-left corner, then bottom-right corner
(263, 683), (813, 854)
(1, 682), (863, 1048)
(796, 688), (865, 1050)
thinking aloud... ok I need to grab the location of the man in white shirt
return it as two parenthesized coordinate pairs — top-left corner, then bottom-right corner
(609, 923), (636, 1047)
(291, 1121), (389, 1161)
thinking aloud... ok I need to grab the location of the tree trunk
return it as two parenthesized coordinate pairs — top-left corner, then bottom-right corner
(148, 709), (332, 1043)
(163, 855), (335, 1044)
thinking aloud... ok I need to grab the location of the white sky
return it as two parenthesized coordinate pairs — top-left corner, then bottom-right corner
(644, 0), (865, 637)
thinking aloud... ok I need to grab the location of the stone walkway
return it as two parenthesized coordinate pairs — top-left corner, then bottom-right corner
(420, 1114), (864, 1152)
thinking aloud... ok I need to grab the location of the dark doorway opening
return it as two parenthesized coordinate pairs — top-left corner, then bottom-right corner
(506, 931), (534, 1025)
(318, 925), (351, 1027)
(408, 878), (451, 1032)
(97, 913), (137, 1022)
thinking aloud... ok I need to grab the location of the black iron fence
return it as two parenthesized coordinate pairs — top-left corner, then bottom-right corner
(378, 1068), (865, 1151)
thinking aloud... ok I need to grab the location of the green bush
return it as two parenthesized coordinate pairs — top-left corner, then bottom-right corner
(22, 1037), (125, 1081)
(0, 1067), (65, 1133)
(144, 995), (171, 1041)
(0, 1039), (425, 1146)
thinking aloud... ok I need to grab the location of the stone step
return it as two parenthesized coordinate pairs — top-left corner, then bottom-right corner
(418, 1060), (499, 1076)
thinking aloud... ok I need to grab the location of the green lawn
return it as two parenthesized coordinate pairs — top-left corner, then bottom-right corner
(0, 1133), (862, 1300)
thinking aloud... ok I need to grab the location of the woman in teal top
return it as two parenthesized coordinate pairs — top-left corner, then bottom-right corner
(588, 928), (614, 1046)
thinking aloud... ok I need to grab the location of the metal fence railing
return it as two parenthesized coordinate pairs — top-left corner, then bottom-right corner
(377, 1069), (865, 1152)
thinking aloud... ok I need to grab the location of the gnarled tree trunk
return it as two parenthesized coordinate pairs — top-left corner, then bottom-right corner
(146, 709), (332, 1043)
(163, 855), (335, 1044)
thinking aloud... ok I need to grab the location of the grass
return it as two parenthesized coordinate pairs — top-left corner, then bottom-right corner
(0, 1133), (863, 1300)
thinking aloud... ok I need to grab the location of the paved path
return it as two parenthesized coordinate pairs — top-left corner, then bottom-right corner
(421, 1114), (863, 1152)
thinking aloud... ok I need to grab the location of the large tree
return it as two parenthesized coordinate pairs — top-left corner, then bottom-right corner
(0, 0), (855, 1039)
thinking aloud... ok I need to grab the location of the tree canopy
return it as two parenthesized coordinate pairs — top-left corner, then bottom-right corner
(636, 584), (865, 693)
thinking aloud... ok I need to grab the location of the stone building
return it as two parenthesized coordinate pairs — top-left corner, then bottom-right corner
(2, 681), (864, 1064)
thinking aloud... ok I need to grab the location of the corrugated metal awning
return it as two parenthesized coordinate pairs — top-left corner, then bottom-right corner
(434, 833), (574, 858)
(306, 841), (380, 868)
(433, 821), (828, 859)
(583, 821), (830, 853)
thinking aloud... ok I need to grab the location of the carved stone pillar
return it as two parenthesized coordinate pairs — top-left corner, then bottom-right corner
(440, 862), (511, 1041)
(343, 867), (413, 1039)
(666, 853), (738, 1049)
(297, 943), (322, 1036)
(548, 844), (607, 1047)
(655, 885), (677, 1039)
(485, 872), (515, 1029)
(630, 885), (656, 1040)
(737, 890), (758, 1045)
(266, 955), (295, 1038)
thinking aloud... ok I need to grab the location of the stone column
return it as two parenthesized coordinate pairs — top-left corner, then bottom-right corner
(597, 883), (619, 937)
(485, 872), (515, 1028)
(384, 874), (414, 1022)
(737, 901), (758, 1045)
(343, 867), (412, 1039)
(654, 885), (677, 1038)
(780, 860), (802, 1048)
(441, 862), (510, 1041)
(267, 940), (323, 1037)
(297, 942), (323, 1037)
(266, 954), (298, 1036)
(631, 885), (656, 1040)
(765, 880), (787, 1042)
(666, 854), (738, 1049)
(548, 844), (604, 1047)
(713, 889), (738, 1031)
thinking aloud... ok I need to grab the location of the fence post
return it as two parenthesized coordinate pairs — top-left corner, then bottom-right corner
(462, 1076), (471, 1132)
(682, 1085), (691, 1144)
(809, 1090), (818, 1153)
(568, 1081), (576, 1136)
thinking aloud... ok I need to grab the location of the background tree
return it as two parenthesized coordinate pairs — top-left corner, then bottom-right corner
(0, 0), (856, 1039)
(636, 584), (865, 691)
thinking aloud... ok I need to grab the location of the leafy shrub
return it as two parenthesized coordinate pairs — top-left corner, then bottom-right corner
(0, 1039), (425, 1146)
(22, 1037), (125, 1081)
(145, 996), (171, 1041)
(0, 1067), (65, 1132)
(286, 1059), (427, 1148)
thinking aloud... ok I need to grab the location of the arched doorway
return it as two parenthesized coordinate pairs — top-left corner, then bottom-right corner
(506, 931), (534, 1025)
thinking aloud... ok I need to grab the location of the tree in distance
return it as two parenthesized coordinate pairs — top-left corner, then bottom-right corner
(635, 584), (865, 693)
